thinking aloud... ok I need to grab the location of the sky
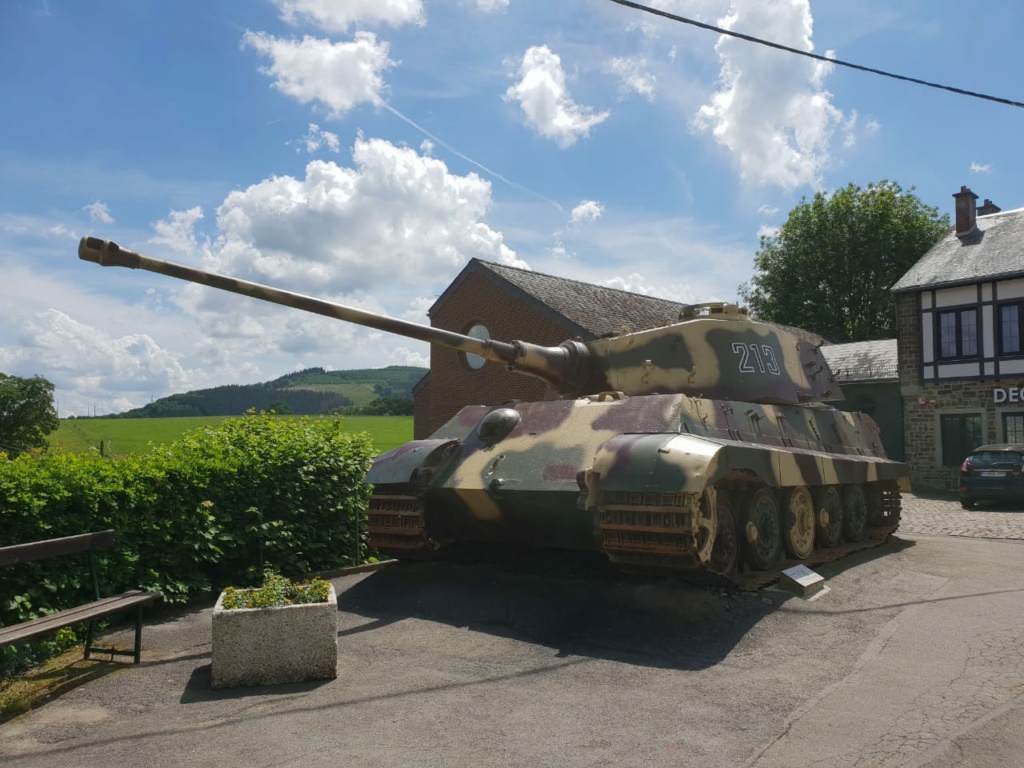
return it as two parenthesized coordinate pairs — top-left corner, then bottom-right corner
(1, 0), (1022, 418)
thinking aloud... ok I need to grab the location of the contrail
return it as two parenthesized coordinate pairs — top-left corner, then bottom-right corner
(380, 102), (563, 213)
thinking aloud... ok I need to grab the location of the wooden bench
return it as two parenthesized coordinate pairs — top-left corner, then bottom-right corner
(0, 530), (160, 664)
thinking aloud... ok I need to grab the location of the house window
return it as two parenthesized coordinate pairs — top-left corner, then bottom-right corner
(998, 303), (1023, 355)
(462, 323), (490, 370)
(940, 413), (983, 466)
(1003, 413), (1024, 443)
(937, 308), (978, 359)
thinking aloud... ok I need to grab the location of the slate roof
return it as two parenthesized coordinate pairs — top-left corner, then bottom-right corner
(892, 207), (1024, 293)
(432, 258), (831, 345)
(820, 339), (898, 382)
(433, 259), (688, 339)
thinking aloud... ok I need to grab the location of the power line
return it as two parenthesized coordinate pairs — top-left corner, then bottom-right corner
(606, 0), (1024, 109)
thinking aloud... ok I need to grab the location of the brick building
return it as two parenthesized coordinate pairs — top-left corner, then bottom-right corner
(893, 186), (1024, 491)
(412, 259), (689, 437)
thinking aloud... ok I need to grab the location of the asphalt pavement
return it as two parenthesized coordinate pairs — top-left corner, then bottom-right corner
(3, 493), (1024, 768)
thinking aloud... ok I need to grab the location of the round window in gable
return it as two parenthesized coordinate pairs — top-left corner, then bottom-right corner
(463, 323), (490, 370)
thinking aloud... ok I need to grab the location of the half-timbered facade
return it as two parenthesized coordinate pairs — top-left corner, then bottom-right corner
(893, 186), (1024, 490)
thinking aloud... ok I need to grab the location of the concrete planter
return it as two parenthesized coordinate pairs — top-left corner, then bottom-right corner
(211, 585), (338, 689)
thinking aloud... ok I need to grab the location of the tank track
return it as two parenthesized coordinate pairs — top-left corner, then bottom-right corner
(594, 480), (902, 590)
(366, 492), (430, 556)
(369, 482), (902, 591)
(729, 521), (900, 591)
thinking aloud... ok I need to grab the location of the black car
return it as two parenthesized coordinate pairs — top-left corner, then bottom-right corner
(959, 444), (1024, 509)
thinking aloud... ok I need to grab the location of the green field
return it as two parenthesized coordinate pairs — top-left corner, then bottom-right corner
(49, 415), (414, 456)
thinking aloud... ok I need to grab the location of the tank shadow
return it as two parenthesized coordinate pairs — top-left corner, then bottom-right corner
(336, 540), (905, 671)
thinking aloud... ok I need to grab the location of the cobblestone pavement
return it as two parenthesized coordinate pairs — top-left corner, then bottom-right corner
(899, 492), (1024, 540)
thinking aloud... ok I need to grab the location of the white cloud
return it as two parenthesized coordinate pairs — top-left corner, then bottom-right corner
(201, 136), (524, 290)
(607, 57), (656, 100)
(570, 200), (604, 225)
(149, 206), (204, 255)
(389, 346), (429, 366)
(600, 271), (694, 305)
(7, 136), (528, 416)
(399, 296), (434, 324)
(692, 0), (848, 189)
(0, 261), (217, 417)
(0, 213), (77, 240)
(17, 309), (193, 394)
(527, 211), (748, 306)
(757, 204), (779, 216)
(298, 123), (341, 153)
(85, 201), (114, 224)
(168, 136), (528, 365)
(48, 223), (78, 240)
(243, 31), (394, 117)
(8, 133), (541, 414)
(970, 162), (993, 174)
(634, 0), (730, 40)
(474, 0), (509, 11)
(505, 45), (609, 148)
(603, 273), (653, 295)
(270, 0), (423, 32)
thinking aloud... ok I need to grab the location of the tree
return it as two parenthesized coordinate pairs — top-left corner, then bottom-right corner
(741, 181), (949, 342)
(0, 373), (60, 453)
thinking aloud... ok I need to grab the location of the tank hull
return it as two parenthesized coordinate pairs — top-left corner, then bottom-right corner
(366, 393), (906, 576)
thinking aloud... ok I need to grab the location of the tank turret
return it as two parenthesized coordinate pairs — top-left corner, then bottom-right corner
(79, 237), (837, 405)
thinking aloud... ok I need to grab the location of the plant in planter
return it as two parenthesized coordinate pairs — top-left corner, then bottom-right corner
(211, 569), (338, 689)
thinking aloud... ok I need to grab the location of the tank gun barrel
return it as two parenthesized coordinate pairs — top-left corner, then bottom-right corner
(78, 237), (592, 394)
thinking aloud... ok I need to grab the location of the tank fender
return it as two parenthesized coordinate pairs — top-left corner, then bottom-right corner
(582, 434), (909, 503)
(583, 433), (725, 506)
(366, 438), (459, 485)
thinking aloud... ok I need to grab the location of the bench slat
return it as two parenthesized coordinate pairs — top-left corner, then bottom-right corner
(0, 590), (160, 647)
(0, 530), (116, 567)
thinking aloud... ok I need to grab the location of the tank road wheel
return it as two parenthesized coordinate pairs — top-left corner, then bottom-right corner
(782, 486), (815, 560)
(709, 490), (739, 578)
(814, 486), (844, 548)
(745, 487), (782, 571)
(842, 485), (868, 543)
(695, 491), (718, 566)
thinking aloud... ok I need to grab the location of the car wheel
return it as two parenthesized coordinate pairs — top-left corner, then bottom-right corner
(960, 498), (973, 510)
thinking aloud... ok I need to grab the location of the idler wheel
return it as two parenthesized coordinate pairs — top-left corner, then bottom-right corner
(843, 485), (868, 543)
(782, 486), (815, 560)
(709, 490), (739, 577)
(814, 486), (844, 548)
(744, 487), (782, 570)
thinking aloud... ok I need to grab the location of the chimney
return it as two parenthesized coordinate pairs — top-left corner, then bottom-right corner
(953, 186), (979, 236)
(977, 198), (1001, 217)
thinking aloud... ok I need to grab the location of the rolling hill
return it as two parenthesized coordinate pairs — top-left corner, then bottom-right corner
(107, 366), (427, 418)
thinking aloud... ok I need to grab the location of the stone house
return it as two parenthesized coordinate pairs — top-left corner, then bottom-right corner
(892, 186), (1024, 491)
(820, 339), (903, 461)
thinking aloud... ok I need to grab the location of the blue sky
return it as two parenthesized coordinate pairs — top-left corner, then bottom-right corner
(1, 0), (1022, 417)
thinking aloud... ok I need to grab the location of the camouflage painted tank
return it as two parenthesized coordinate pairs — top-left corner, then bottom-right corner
(79, 236), (907, 579)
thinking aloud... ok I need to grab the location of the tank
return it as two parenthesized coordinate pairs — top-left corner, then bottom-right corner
(79, 236), (907, 579)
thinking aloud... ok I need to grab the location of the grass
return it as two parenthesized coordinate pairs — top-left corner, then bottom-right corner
(48, 415), (414, 456)
(0, 649), (116, 724)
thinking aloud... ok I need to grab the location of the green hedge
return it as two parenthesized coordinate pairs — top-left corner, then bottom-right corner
(0, 415), (374, 672)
